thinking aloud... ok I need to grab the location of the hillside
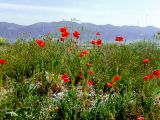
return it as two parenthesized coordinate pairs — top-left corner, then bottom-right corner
(0, 21), (160, 42)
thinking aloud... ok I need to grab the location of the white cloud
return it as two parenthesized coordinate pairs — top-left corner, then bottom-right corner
(0, 2), (86, 25)
(0, 2), (160, 27)
(0, 2), (76, 13)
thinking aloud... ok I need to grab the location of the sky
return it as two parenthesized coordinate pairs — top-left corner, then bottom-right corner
(0, 0), (160, 27)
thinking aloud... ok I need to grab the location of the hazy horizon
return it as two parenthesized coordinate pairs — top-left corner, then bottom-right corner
(0, 0), (160, 27)
(1, 20), (160, 28)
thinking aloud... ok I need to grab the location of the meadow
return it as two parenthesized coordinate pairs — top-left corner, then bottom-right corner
(0, 27), (160, 120)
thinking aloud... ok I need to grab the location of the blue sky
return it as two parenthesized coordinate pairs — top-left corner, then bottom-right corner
(0, 0), (160, 27)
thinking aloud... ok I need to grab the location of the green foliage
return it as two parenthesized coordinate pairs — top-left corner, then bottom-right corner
(0, 37), (8, 45)
(0, 39), (160, 120)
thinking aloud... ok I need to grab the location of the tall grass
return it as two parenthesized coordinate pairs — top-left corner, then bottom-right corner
(0, 38), (160, 120)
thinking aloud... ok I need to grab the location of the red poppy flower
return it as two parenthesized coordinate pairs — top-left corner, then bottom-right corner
(0, 59), (7, 64)
(96, 32), (100, 36)
(147, 74), (153, 79)
(137, 116), (145, 120)
(96, 39), (102, 45)
(106, 82), (113, 88)
(152, 70), (160, 78)
(143, 58), (150, 63)
(153, 70), (159, 75)
(144, 75), (150, 81)
(82, 50), (90, 55)
(88, 71), (94, 75)
(36, 39), (45, 47)
(61, 73), (71, 82)
(61, 31), (70, 38)
(90, 40), (96, 45)
(86, 62), (92, 67)
(115, 36), (124, 42)
(112, 75), (121, 83)
(114, 75), (121, 81)
(59, 27), (67, 32)
(86, 70), (94, 75)
(73, 31), (80, 39)
(79, 74), (83, 79)
(79, 53), (84, 57)
(59, 37), (65, 41)
(80, 50), (90, 57)
(87, 80), (94, 86)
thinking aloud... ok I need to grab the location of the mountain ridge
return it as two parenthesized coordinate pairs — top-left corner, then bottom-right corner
(0, 21), (159, 42)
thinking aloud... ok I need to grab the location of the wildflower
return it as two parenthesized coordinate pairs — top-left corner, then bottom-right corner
(112, 75), (121, 83)
(153, 70), (159, 75)
(79, 74), (83, 79)
(87, 80), (94, 86)
(144, 73), (153, 81)
(86, 70), (94, 75)
(82, 50), (90, 55)
(61, 73), (71, 82)
(80, 50), (90, 57)
(73, 31), (80, 39)
(0, 59), (7, 64)
(61, 31), (70, 38)
(59, 26), (70, 38)
(59, 37), (65, 41)
(137, 116), (145, 120)
(90, 39), (102, 47)
(114, 75), (121, 81)
(106, 82), (113, 88)
(59, 27), (67, 32)
(79, 53), (84, 57)
(96, 32), (100, 36)
(90, 40), (96, 45)
(152, 70), (160, 78)
(96, 39), (102, 45)
(143, 58), (150, 63)
(144, 76), (149, 81)
(147, 74), (153, 79)
(36, 39), (45, 47)
(88, 71), (94, 75)
(115, 36), (124, 42)
(86, 62), (92, 67)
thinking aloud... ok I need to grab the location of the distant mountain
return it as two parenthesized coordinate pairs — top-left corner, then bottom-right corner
(0, 21), (160, 43)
